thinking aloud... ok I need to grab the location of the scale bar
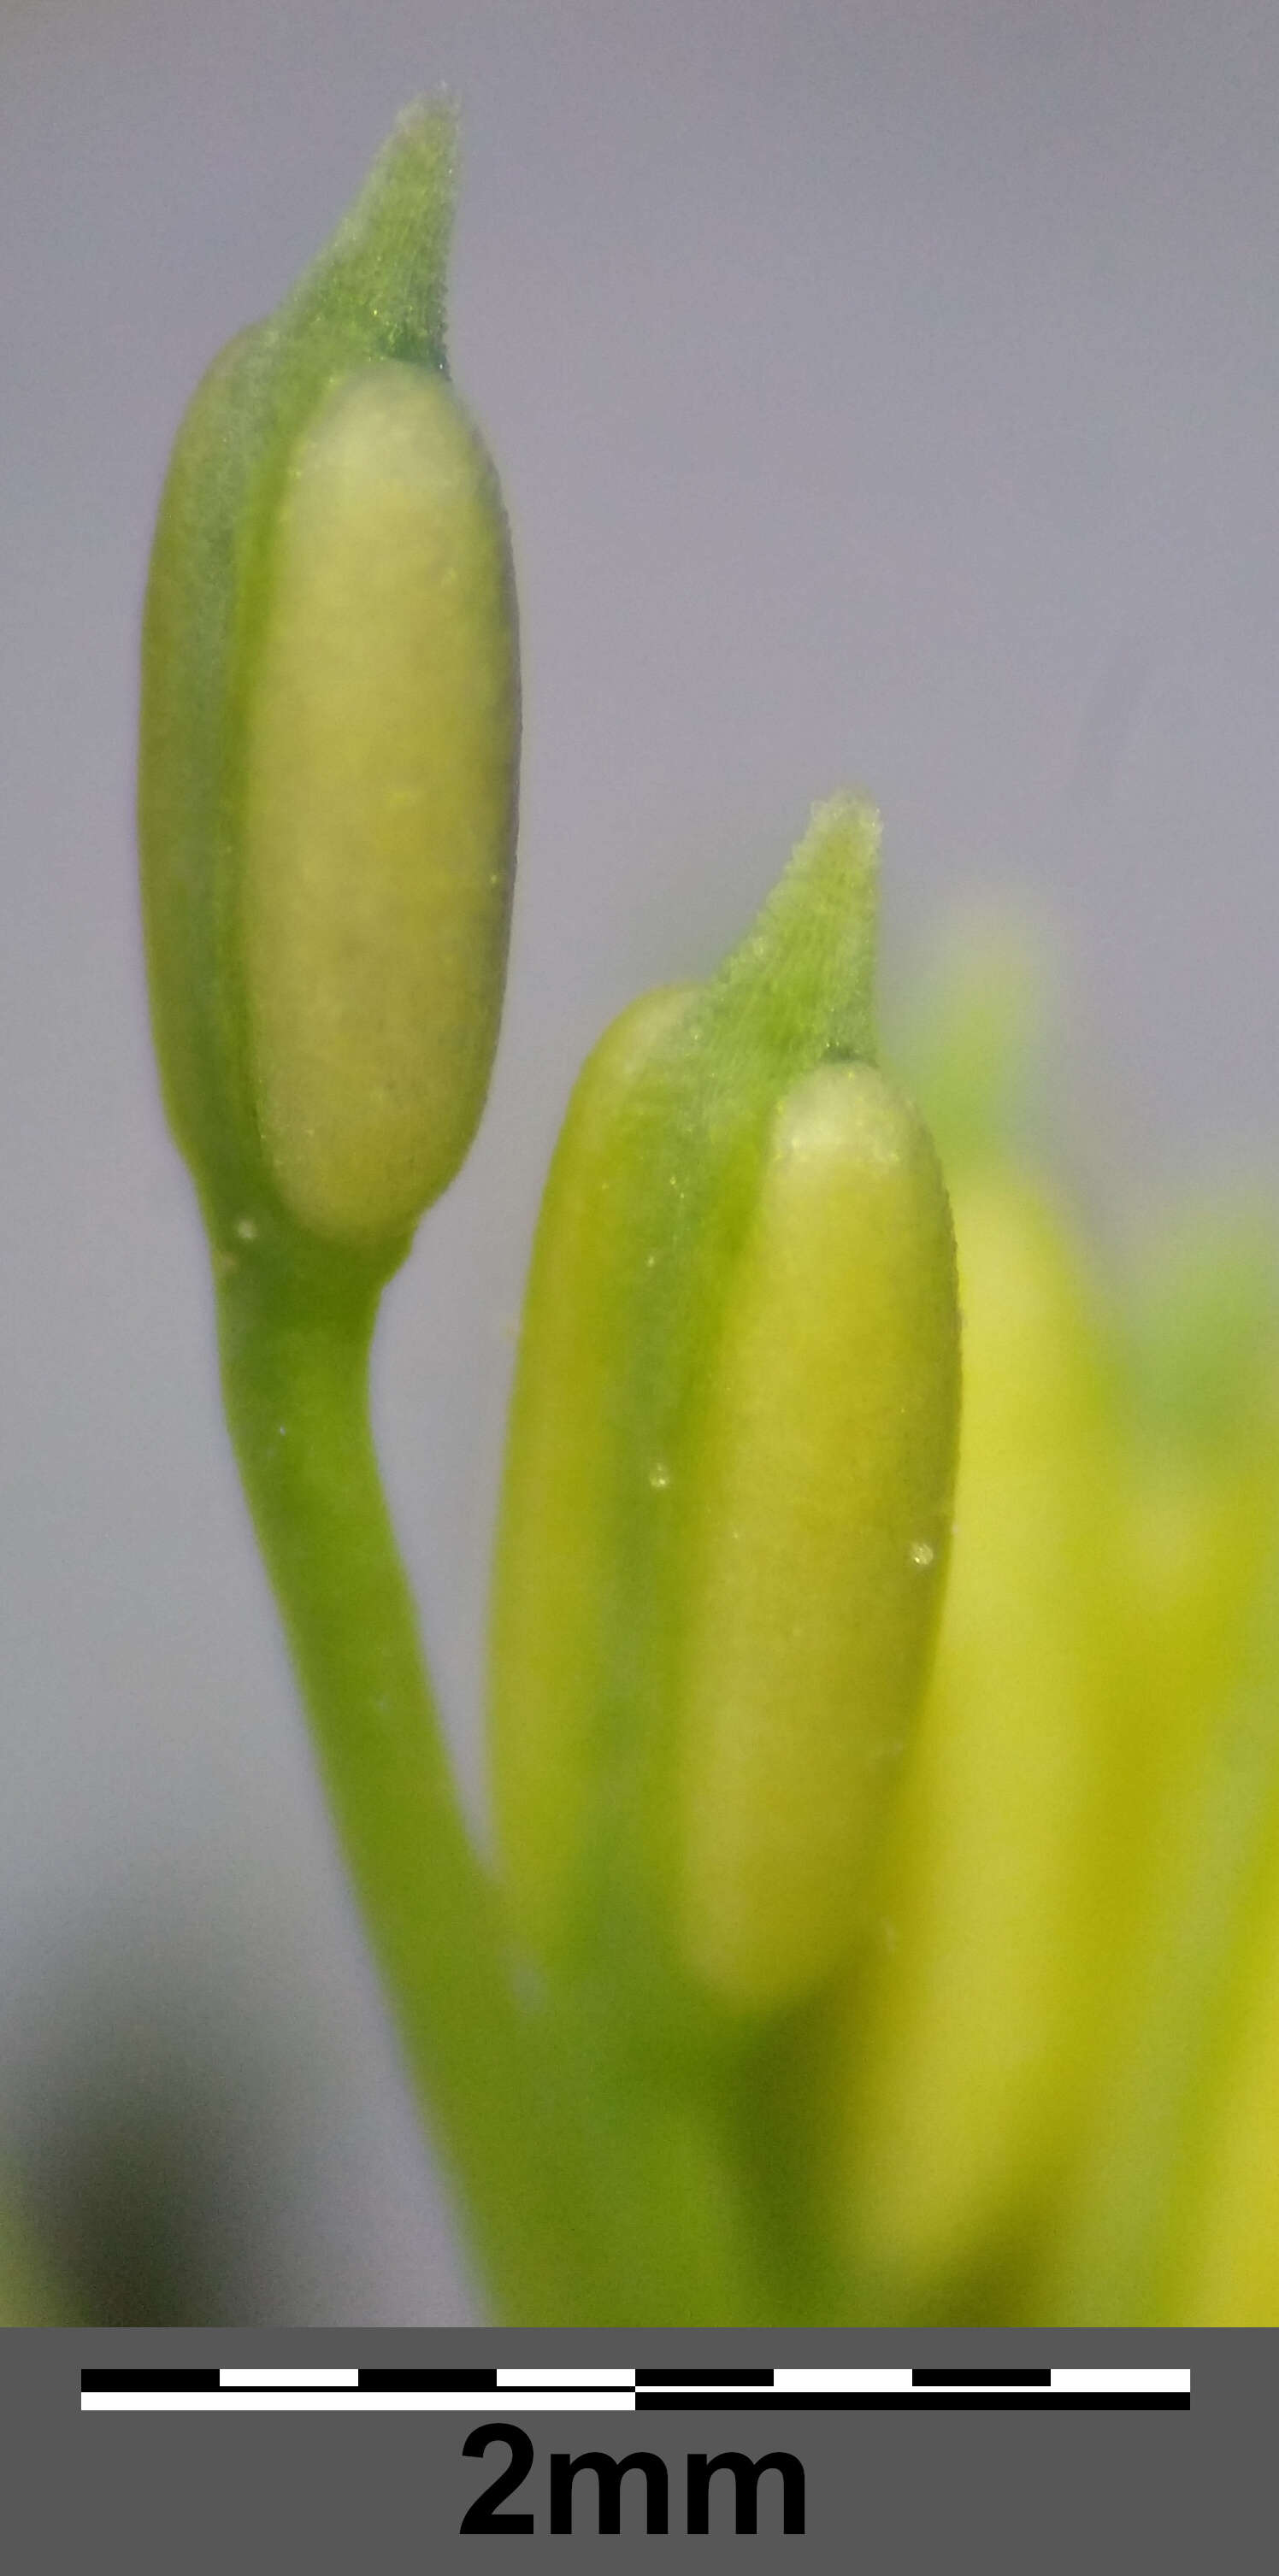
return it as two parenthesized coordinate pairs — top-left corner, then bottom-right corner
(634, 2379), (1186, 2401)
(82, 2365), (1189, 2414)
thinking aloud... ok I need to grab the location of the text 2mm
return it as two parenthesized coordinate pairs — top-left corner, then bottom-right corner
(459, 2420), (805, 2536)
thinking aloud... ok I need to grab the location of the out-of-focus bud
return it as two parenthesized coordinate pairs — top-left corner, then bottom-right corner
(1165, 1730), (1279, 2325)
(1038, 1210), (1279, 2326)
(819, 949), (1125, 2309)
(488, 799), (960, 2027)
(1123, 1210), (1279, 1779)
(139, 103), (518, 1264)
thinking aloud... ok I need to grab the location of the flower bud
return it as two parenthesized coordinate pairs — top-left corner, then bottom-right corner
(1166, 1770), (1279, 2324)
(822, 1166), (1123, 2299)
(139, 103), (518, 1263)
(488, 799), (959, 2026)
(1038, 1213), (1279, 2326)
(674, 1062), (958, 2008)
(1124, 1209), (1279, 1777)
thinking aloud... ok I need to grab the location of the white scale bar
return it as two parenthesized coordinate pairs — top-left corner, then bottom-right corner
(1053, 2370), (1189, 2396)
(220, 2368), (359, 2389)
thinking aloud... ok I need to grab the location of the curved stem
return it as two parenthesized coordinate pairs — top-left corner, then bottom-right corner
(215, 1234), (789, 2324)
(215, 1244), (606, 2321)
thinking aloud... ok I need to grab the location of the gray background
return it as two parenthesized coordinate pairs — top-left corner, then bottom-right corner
(2, 0), (1276, 2320)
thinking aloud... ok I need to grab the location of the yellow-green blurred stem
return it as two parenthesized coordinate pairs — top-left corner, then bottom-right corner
(215, 1247), (604, 2320)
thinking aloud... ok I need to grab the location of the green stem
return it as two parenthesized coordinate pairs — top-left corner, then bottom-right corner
(215, 1241), (609, 2321)
(215, 1237), (778, 2325)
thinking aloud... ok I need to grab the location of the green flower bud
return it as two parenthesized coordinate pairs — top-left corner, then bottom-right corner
(488, 799), (960, 2027)
(139, 103), (518, 1264)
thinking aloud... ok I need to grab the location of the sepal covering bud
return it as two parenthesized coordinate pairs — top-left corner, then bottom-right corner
(488, 799), (960, 2026)
(139, 103), (518, 1265)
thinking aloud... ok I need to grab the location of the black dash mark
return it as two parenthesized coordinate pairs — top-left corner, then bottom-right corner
(359, 2368), (499, 2393)
(635, 2369), (774, 2388)
(81, 2369), (221, 2392)
(913, 2367), (1051, 2389)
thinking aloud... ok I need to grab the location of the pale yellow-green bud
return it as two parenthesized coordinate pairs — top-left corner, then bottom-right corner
(241, 364), (517, 1245)
(674, 1062), (958, 2010)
